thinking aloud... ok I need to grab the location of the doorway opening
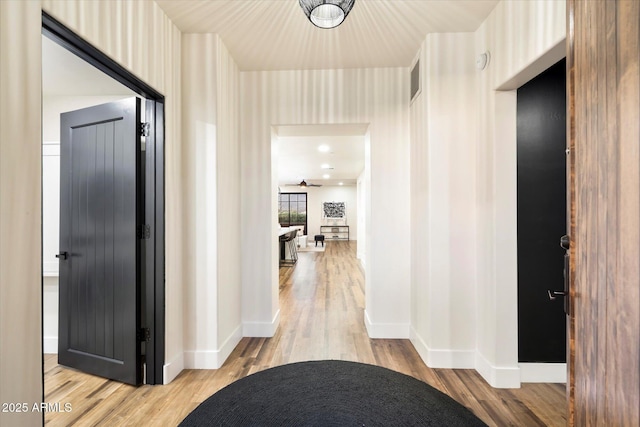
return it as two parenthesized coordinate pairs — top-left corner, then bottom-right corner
(272, 123), (368, 327)
(516, 59), (567, 368)
(42, 11), (165, 386)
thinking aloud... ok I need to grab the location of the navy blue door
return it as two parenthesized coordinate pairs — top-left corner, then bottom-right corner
(58, 98), (142, 385)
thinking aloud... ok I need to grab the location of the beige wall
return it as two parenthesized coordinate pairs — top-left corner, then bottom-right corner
(409, 32), (479, 370)
(182, 33), (242, 369)
(0, 1), (43, 425)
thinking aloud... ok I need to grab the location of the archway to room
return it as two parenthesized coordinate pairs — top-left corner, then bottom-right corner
(271, 123), (369, 356)
(41, 12), (165, 390)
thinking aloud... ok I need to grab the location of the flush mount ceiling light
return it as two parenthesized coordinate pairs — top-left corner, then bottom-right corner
(299, 0), (355, 29)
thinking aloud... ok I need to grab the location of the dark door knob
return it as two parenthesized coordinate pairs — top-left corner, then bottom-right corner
(55, 251), (68, 260)
(560, 235), (570, 250)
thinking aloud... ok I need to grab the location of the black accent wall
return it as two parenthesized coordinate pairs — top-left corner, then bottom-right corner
(517, 58), (567, 363)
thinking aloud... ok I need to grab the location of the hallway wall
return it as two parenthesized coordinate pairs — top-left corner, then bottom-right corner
(241, 68), (410, 338)
(182, 33), (242, 369)
(0, 2), (43, 425)
(409, 32), (478, 369)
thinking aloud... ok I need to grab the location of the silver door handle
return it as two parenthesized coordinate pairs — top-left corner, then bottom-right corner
(547, 289), (567, 300)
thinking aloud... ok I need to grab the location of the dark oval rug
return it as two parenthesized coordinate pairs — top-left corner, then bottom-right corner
(179, 360), (487, 426)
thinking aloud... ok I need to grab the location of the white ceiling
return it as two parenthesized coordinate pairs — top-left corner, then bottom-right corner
(276, 124), (367, 187)
(156, 0), (499, 71)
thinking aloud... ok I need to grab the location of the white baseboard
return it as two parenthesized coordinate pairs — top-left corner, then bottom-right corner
(519, 363), (566, 383)
(43, 337), (58, 354)
(243, 309), (280, 337)
(409, 327), (474, 368)
(218, 325), (243, 365)
(364, 310), (410, 338)
(475, 351), (521, 388)
(184, 325), (243, 369)
(163, 352), (184, 384)
(183, 351), (216, 369)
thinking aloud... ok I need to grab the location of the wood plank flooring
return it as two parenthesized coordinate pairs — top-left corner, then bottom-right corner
(45, 241), (566, 426)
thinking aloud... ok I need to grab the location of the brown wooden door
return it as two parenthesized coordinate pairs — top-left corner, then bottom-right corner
(567, 0), (639, 425)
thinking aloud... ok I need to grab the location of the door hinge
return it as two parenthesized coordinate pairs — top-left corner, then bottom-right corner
(140, 122), (151, 137)
(138, 224), (151, 240)
(138, 327), (151, 342)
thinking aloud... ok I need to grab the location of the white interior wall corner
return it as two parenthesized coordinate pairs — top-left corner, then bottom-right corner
(214, 36), (243, 357)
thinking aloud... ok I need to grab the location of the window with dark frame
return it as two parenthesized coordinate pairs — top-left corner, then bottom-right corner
(278, 193), (307, 235)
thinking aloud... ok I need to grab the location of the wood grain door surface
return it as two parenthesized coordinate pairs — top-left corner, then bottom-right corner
(567, 0), (639, 425)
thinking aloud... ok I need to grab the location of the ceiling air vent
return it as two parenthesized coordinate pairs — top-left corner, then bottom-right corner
(410, 58), (422, 103)
(410, 59), (421, 103)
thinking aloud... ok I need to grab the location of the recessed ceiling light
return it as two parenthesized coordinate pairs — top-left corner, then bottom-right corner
(321, 163), (333, 169)
(338, 182), (344, 186)
(323, 174), (330, 179)
(318, 145), (330, 152)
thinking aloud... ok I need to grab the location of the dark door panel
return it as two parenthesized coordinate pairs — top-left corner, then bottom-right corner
(58, 97), (142, 385)
(517, 59), (567, 363)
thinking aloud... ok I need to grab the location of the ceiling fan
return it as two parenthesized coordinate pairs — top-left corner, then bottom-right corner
(285, 179), (322, 188)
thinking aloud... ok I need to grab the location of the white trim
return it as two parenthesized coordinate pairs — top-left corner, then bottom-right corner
(217, 325), (243, 366)
(163, 352), (184, 384)
(43, 337), (57, 354)
(42, 143), (60, 156)
(364, 310), (410, 339)
(519, 363), (567, 383)
(475, 351), (521, 389)
(183, 324), (243, 369)
(43, 262), (58, 277)
(409, 327), (474, 368)
(243, 309), (280, 337)
(183, 350), (216, 369)
(410, 326), (430, 362)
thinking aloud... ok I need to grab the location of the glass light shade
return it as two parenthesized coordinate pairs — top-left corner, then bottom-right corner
(299, 0), (355, 29)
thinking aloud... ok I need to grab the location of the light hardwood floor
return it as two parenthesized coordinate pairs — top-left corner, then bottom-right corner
(45, 240), (566, 426)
